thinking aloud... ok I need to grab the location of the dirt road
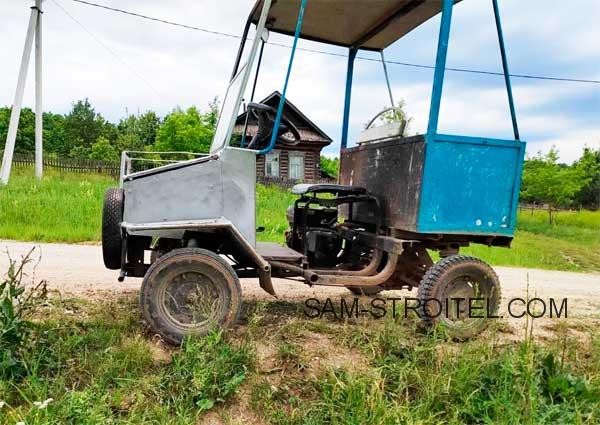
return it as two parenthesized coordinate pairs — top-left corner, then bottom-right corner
(1, 240), (599, 317)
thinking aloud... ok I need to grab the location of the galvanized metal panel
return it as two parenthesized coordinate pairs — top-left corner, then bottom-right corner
(221, 148), (257, 246)
(122, 147), (257, 246)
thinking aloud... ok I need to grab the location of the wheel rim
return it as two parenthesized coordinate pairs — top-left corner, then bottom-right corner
(438, 274), (497, 330)
(156, 267), (229, 331)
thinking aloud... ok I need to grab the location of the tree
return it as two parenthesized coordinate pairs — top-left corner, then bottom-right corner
(574, 147), (600, 210)
(155, 106), (215, 153)
(521, 147), (590, 223)
(115, 133), (144, 153)
(137, 111), (161, 146)
(42, 112), (67, 155)
(89, 137), (119, 161)
(320, 156), (339, 178)
(63, 99), (108, 153)
(0, 107), (36, 153)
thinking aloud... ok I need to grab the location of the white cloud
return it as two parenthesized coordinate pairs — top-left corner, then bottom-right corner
(0, 0), (597, 165)
(529, 130), (600, 164)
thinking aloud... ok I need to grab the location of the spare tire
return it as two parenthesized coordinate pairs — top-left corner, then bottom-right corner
(102, 188), (124, 270)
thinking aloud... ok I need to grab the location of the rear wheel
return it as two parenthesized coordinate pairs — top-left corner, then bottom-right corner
(140, 248), (242, 345)
(417, 255), (501, 340)
(102, 188), (124, 270)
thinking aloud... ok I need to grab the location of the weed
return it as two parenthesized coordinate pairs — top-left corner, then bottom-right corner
(0, 248), (47, 379)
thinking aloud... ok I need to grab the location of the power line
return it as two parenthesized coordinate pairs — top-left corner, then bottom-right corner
(71, 0), (241, 40)
(51, 0), (162, 97)
(69, 0), (600, 86)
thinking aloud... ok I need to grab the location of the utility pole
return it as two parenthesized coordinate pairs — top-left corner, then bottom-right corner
(0, 1), (43, 184)
(35, 0), (43, 179)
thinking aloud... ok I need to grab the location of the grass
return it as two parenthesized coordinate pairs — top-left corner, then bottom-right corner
(0, 168), (112, 243)
(2, 295), (598, 424)
(0, 169), (599, 272)
(0, 297), (254, 424)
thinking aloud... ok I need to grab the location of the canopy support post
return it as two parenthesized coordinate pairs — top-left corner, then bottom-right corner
(241, 40), (266, 148)
(492, 0), (520, 140)
(426, 0), (453, 136)
(259, 0), (308, 155)
(380, 51), (395, 108)
(341, 47), (357, 151)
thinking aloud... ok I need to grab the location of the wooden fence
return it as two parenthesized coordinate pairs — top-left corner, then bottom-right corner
(2, 151), (336, 187)
(4, 151), (121, 178)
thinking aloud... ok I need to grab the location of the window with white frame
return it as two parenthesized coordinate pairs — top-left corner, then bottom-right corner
(265, 151), (280, 177)
(288, 152), (304, 180)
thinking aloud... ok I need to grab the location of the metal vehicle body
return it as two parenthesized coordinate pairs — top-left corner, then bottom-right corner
(102, 0), (525, 344)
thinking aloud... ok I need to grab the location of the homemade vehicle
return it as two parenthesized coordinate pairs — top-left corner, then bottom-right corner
(102, 0), (526, 344)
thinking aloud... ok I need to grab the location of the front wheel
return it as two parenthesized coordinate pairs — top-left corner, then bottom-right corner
(417, 255), (501, 340)
(140, 248), (242, 345)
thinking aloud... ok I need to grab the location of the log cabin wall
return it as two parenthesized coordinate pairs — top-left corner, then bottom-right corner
(233, 91), (333, 184)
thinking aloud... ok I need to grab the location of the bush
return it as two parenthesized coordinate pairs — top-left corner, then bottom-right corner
(0, 248), (47, 378)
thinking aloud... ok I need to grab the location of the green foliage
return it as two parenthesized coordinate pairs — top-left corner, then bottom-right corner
(162, 332), (253, 413)
(521, 148), (590, 222)
(0, 249), (47, 379)
(319, 156), (339, 178)
(253, 319), (600, 425)
(118, 110), (161, 146)
(0, 98), (217, 164)
(0, 168), (113, 242)
(0, 298), (253, 423)
(0, 107), (36, 153)
(63, 99), (111, 151)
(574, 147), (600, 210)
(368, 99), (412, 135)
(155, 106), (216, 153)
(256, 184), (297, 243)
(89, 137), (119, 161)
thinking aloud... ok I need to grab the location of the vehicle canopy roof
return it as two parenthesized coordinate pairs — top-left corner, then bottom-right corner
(251, 0), (461, 51)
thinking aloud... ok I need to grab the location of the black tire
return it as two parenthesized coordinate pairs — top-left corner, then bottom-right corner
(346, 286), (384, 296)
(140, 248), (242, 345)
(102, 188), (124, 270)
(417, 255), (501, 340)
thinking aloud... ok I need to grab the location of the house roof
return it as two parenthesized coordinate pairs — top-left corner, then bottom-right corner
(234, 91), (332, 146)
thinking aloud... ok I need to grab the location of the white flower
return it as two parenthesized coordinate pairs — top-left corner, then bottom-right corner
(33, 398), (53, 409)
(16, 422), (25, 425)
(0, 400), (5, 408)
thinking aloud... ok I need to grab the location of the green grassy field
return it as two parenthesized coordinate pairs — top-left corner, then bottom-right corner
(0, 169), (599, 272)
(1, 295), (599, 424)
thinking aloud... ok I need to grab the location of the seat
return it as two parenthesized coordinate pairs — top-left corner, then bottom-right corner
(291, 183), (367, 196)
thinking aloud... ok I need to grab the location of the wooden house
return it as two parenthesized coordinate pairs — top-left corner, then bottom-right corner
(233, 92), (333, 183)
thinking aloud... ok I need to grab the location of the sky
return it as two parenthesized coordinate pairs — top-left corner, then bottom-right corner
(1, 0), (598, 162)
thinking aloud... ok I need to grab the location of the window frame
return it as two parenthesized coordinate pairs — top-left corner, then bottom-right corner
(288, 151), (305, 180)
(264, 150), (281, 177)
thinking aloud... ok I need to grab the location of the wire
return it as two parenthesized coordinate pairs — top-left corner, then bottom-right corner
(51, 0), (162, 97)
(71, 0), (240, 39)
(69, 0), (600, 86)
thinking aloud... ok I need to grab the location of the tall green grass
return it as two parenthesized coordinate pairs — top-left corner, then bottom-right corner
(0, 169), (598, 272)
(0, 168), (111, 242)
(464, 209), (600, 272)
